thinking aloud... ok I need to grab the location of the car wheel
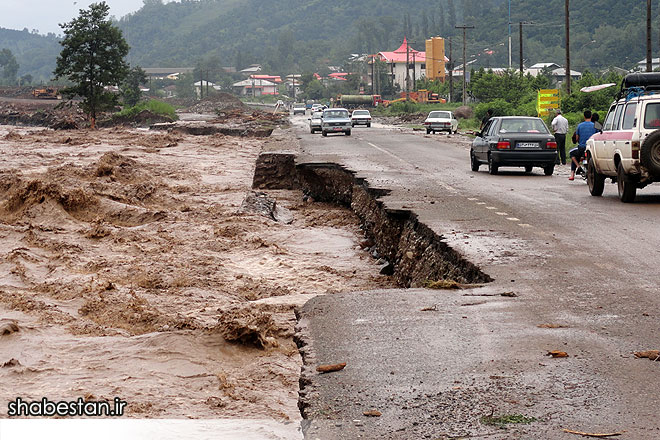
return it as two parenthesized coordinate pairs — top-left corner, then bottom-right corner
(426, 129), (431, 134)
(346, 130), (351, 136)
(367, 123), (371, 128)
(322, 131), (327, 137)
(543, 164), (554, 176)
(488, 155), (499, 175)
(587, 156), (605, 196)
(470, 150), (480, 172)
(524, 165), (533, 173)
(640, 129), (660, 176)
(617, 162), (636, 202)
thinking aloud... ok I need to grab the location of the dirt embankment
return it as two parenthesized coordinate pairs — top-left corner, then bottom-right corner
(0, 125), (390, 420)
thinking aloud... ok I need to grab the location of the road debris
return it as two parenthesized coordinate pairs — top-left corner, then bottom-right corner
(634, 350), (660, 361)
(362, 409), (382, 417)
(316, 362), (347, 373)
(563, 428), (625, 437)
(538, 323), (567, 328)
(547, 350), (569, 358)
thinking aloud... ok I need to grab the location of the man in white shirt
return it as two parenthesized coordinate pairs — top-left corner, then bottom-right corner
(551, 109), (569, 165)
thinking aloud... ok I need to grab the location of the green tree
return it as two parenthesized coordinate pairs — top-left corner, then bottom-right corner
(54, 2), (129, 128)
(0, 48), (19, 85)
(121, 66), (147, 107)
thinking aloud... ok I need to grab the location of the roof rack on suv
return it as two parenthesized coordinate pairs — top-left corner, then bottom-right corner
(617, 72), (660, 100)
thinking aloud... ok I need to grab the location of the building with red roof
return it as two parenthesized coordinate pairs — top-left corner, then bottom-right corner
(377, 37), (449, 91)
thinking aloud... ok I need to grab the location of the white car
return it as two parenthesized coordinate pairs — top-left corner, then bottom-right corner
(292, 103), (306, 115)
(309, 111), (323, 134)
(586, 72), (660, 202)
(424, 110), (458, 134)
(351, 109), (372, 127)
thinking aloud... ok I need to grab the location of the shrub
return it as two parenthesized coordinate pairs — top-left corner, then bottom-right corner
(116, 99), (177, 120)
(475, 99), (514, 119)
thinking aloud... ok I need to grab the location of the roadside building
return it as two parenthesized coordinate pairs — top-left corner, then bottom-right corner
(143, 67), (195, 80)
(377, 37), (449, 91)
(232, 78), (278, 96)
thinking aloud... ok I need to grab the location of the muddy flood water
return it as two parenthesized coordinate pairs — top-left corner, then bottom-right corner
(0, 125), (391, 434)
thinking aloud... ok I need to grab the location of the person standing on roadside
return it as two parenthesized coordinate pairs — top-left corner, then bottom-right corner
(480, 109), (493, 130)
(592, 112), (603, 132)
(551, 108), (568, 165)
(569, 110), (597, 181)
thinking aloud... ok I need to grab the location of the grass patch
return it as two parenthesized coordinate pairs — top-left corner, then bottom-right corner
(117, 99), (177, 120)
(480, 414), (537, 427)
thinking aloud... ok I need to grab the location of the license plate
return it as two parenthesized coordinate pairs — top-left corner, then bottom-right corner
(517, 142), (539, 149)
(333, 127), (342, 131)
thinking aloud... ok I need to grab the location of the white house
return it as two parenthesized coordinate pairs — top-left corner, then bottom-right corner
(232, 78), (278, 96)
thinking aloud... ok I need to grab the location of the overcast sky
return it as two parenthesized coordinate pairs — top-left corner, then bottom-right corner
(2, 1), (148, 35)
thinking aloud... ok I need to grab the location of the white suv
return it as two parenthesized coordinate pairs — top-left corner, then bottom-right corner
(586, 73), (660, 202)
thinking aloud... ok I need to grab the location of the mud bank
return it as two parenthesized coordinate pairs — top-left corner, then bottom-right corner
(254, 155), (491, 287)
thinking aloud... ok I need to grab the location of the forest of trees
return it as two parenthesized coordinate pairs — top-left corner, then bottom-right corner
(1, 0), (659, 82)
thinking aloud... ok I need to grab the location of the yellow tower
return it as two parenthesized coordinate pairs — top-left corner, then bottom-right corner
(425, 37), (446, 81)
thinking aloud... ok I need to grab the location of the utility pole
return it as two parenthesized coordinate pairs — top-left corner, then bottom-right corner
(371, 56), (375, 95)
(406, 38), (411, 101)
(508, 0), (512, 69)
(519, 21), (533, 75)
(448, 37), (453, 103)
(412, 51), (416, 91)
(292, 75), (296, 100)
(456, 25), (474, 105)
(565, 0), (571, 94)
(647, 0), (653, 72)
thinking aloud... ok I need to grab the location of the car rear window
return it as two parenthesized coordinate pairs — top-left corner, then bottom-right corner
(429, 111), (451, 119)
(499, 119), (549, 134)
(324, 110), (349, 118)
(644, 103), (660, 129)
(353, 110), (370, 115)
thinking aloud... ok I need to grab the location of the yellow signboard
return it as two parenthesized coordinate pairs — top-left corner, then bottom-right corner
(537, 89), (560, 117)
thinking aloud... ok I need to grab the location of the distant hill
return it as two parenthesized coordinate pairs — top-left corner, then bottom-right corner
(0, 28), (60, 82)
(2, 0), (658, 81)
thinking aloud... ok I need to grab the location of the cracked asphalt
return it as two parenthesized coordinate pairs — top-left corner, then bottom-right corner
(292, 115), (660, 439)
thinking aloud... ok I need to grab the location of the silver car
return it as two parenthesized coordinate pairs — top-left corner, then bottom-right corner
(309, 111), (323, 134)
(321, 108), (351, 136)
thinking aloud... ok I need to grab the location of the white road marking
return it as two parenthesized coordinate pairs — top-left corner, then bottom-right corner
(468, 198), (478, 201)
(486, 206), (497, 210)
(367, 142), (409, 165)
(496, 212), (508, 216)
(477, 202), (486, 205)
(518, 223), (532, 228)
(507, 217), (520, 221)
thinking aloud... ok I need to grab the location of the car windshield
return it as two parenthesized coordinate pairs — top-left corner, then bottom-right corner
(499, 118), (549, 134)
(428, 111), (451, 119)
(324, 110), (349, 118)
(353, 110), (370, 116)
(644, 103), (660, 128)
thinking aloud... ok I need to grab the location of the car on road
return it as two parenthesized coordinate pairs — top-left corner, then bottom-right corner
(424, 110), (458, 134)
(586, 72), (660, 202)
(321, 108), (351, 137)
(309, 111), (323, 134)
(293, 103), (306, 115)
(470, 116), (557, 175)
(351, 109), (372, 127)
(311, 103), (324, 113)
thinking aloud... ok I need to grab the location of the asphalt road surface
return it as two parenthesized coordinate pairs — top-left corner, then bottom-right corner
(292, 115), (660, 439)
